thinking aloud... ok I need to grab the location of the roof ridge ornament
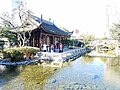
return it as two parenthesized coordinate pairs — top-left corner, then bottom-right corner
(41, 14), (43, 22)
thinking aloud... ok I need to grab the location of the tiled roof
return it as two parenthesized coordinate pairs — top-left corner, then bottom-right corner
(32, 15), (72, 36)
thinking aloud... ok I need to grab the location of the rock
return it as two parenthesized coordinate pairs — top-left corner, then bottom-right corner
(54, 68), (57, 71)
(73, 82), (79, 85)
(80, 87), (83, 89)
(93, 75), (99, 80)
(36, 82), (40, 84)
(52, 79), (57, 83)
(71, 84), (80, 90)
(66, 87), (71, 90)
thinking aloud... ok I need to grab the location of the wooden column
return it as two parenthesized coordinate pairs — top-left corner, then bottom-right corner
(59, 36), (61, 43)
(38, 36), (40, 47)
(33, 33), (35, 47)
(45, 34), (47, 44)
(39, 30), (42, 49)
(53, 35), (55, 44)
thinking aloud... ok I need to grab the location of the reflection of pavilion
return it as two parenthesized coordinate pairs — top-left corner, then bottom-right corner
(29, 15), (73, 48)
(104, 62), (120, 86)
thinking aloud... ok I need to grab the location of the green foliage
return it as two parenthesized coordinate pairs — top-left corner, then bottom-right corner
(0, 1), (33, 46)
(80, 33), (95, 45)
(19, 46), (39, 58)
(0, 49), (2, 53)
(3, 46), (39, 62)
(110, 23), (120, 39)
(0, 40), (5, 46)
(4, 47), (24, 62)
(66, 38), (73, 46)
(0, 25), (18, 44)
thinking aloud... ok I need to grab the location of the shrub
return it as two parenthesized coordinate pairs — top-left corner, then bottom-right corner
(4, 47), (24, 62)
(3, 46), (39, 62)
(19, 46), (39, 58)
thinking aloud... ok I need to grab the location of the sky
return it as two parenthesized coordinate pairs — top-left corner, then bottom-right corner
(0, 0), (12, 13)
(26, 0), (107, 38)
(0, 0), (12, 22)
(0, 0), (120, 38)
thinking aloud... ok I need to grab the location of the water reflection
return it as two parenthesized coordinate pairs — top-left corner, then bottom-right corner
(0, 65), (56, 90)
(83, 56), (105, 66)
(1, 57), (120, 90)
(83, 56), (108, 63)
(0, 65), (25, 90)
(0, 65), (6, 73)
(104, 57), (120, 87)
(44, 57), (120, 90)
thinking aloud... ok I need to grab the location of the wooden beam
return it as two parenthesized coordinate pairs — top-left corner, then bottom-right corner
(41, 33), (67, 38)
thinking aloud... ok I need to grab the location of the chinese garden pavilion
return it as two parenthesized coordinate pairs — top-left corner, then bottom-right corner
(29, 15), (72, 48)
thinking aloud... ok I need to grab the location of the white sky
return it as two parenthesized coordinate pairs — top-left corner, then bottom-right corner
(0, 0), (120, 38)
(26, 0), (107, 38)
(0, 0), (12, 22)
(26, 0), (120, 38)
(0, 0), (12, 13)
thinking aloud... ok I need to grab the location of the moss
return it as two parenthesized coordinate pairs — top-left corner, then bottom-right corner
(1, 65), (57, 90)
(19, 65), (57, 89)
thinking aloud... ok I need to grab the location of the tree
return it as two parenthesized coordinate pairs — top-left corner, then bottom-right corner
(0, 25), (17, 44)
(110, 23), (120, 40)
(0, 1), (35, 46)
(79, 33), (95, 45)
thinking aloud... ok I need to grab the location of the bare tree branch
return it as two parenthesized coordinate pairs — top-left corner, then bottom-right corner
(0, 1), (36, 46)
(0, 17), (15, 28)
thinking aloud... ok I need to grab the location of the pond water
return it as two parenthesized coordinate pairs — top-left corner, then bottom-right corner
(0, 56), (120, 90)
(43, 57), (120, 90)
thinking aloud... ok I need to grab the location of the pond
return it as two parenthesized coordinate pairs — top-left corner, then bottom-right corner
(0, 56), (120, 90)
(43, 57), (120, 90)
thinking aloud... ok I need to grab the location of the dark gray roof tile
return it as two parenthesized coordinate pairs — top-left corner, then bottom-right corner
(31, 15), (72, 36)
